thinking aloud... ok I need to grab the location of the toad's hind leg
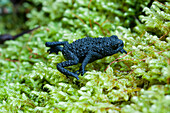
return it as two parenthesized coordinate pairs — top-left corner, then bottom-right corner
(47, 46), (63, 54)
(45, 41), (67, 47)
(45, 41), (68, 54)
(57, 50), (80, 80)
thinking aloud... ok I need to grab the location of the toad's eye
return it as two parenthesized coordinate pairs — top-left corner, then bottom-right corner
(113, 44), (119, 49)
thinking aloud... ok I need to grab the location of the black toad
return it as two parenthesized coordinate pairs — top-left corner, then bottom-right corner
(45, 35), (127, 80)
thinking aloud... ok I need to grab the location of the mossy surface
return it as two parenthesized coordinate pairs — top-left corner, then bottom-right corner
(0, 0), (170, 112)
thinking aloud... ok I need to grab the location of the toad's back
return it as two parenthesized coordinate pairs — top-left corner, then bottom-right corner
(66, 37), (109, 56)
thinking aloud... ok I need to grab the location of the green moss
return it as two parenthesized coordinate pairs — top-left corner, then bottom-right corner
(121, 85), (170, 113)
(0, 0), (169, 112)
(135, 1), (170, 38)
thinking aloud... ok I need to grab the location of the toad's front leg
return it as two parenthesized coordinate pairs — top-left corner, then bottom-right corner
(80, 51), (103, 76)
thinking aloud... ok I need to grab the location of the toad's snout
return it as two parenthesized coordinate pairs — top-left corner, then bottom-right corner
(117, 40), (124, 47)
(117, 40), (127, 54)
